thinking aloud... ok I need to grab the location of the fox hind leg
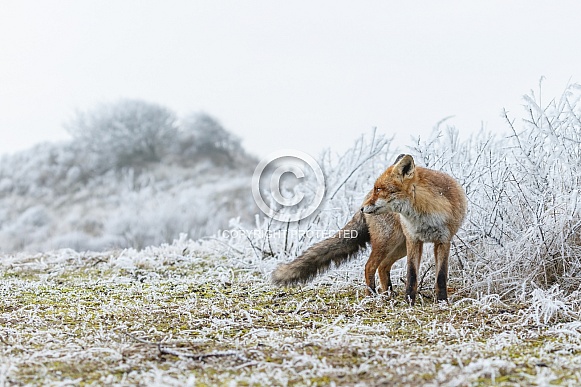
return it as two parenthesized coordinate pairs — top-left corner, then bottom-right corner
(377, 242), (406, 296)
(364, 248), (385, 296)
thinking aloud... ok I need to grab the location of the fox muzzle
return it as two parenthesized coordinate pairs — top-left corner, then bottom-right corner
(361, 205), (377, 214)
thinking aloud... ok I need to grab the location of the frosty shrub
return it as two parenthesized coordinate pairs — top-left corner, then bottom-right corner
(230, 84), (581, 300)
(0, 205), (52, 251)
(66, 99), (178, 171)
(458, 84), (581, 296)
(0, 142), (81, 196)
(409, 84), (581, 297)
(177, 113), (248, 167)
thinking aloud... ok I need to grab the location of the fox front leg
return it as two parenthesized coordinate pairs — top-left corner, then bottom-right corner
(434, 241), (451, 302)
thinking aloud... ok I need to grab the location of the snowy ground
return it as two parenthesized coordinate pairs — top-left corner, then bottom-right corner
(2, 238), (580, 386)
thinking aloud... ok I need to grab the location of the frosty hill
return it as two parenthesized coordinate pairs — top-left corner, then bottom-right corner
(0, 100), (257, 253)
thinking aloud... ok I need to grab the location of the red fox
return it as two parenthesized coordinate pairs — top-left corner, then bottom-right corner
(272, 154), (467, 305)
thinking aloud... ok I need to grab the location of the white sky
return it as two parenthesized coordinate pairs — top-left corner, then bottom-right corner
(1, 1), (580, 158)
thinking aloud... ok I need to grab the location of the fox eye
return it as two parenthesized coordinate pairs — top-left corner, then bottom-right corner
(375, 187), (382, 193)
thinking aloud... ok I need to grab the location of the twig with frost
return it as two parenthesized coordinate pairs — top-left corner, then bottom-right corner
(0, 335), (11, 346)
(328, 128), (389, 201)
(122, 331), (246, 362)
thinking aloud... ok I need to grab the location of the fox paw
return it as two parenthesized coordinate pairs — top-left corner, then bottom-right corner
(378, 287), (397, 299)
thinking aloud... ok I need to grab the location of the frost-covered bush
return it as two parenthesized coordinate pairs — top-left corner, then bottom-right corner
(465, 85), (581, 295)
(0, 205), (52, 251)
(102, 175), (255, 250)
(0, 162), (256, 253)
(66, 99), (179, 171)
(407, 85), (581, 297)
(175, 113), (250, 168)
(0, 142), (77, 196)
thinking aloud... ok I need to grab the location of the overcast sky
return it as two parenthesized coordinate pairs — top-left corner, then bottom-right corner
(1, 1), (580, 159)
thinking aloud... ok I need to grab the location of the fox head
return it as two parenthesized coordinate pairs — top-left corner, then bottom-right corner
(361, 154), (416, 215)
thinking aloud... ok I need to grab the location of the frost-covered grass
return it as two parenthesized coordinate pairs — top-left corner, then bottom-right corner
(2, 239), (581, 386)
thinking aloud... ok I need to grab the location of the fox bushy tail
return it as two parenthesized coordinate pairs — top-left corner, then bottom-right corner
(271, 211), (370, 286)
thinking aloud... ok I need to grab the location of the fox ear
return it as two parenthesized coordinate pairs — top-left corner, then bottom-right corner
(394, 154), (415, 180)
(393, 154), (406, 165)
